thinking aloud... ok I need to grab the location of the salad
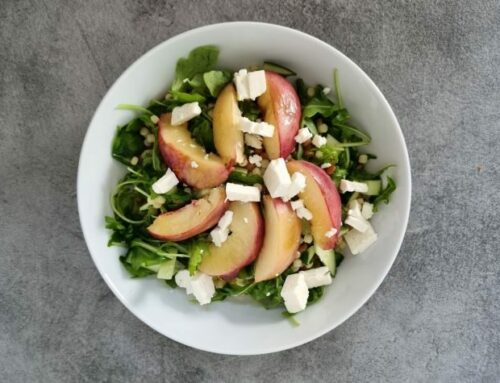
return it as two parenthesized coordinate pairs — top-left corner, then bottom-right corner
(106, 46), (396, 320)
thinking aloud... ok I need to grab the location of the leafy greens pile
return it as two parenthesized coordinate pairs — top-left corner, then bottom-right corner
(106, 46), (396, 317)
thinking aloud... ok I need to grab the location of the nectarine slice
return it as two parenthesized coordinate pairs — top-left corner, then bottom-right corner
(254, 196), (301, 282)
(213, 84), (245, 165)
(147, 186), (228, 241)
(158, 113), (230, 189)
(198, 202), (264, 280)
(257, 71), (301, 159)
(287, 160), (342, 250)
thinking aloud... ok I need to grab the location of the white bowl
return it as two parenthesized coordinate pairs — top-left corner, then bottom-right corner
(77, 22), (411, 355)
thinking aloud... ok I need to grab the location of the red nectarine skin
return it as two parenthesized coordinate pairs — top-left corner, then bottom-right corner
(147, 187), (228, 241)
(258, 71), (301, 159)
(287, 160), (342, 249)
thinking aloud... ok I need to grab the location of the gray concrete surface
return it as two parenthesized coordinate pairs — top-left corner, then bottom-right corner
(1, 0), (499, 382)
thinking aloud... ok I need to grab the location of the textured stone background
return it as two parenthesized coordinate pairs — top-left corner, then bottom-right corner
(1, 0), (499, 382)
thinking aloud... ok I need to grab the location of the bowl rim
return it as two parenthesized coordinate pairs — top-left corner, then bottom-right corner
(77, 21), (411, 355)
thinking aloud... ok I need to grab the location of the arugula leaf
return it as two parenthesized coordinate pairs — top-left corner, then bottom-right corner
(238, 100), (261, 121)
(373, 176), (396, 211)
(247, 277), (285, 309)
(171, 90), (206, 103)
(188, 242), (209, 276)
(307, 287), (324, 305)
(172, 46), (219, 91)
(228, 170), (263, 185)
(112, 119), (146, 164)
(188, 116), (215, 152)
(303, 97), (337, 118)
(203, 70), (232, 97)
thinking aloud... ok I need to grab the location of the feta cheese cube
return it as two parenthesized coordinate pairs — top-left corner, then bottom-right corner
(281, 273), (309, 313)
(263, 158), (292, 198)
(345, 215), (370, 232)
(325, 227), (337, 238)
(234, 69), (250, 101)
(345, 199), (370, 232)
(247, 70), (267, 99)
(282, 172), (307, 201)
(361, 202), (374, 220)
(171, 102), (202, 125)
(217, 210), (234, 231)
(291, 199), (305, 211)
(300, 266), (332, 288)
(175, 270), (193, 294)
(239, 117), (274, 137)
(225, 183), (261, 202)
(294, 128), (313, 144)
(312, 135), (327, 148)
(344, 223), (378, 255)
(244, 134), (263, 149)
(340, 179), (369, 193)
(234, 69), (267, 100)
(248, 154), (263, 167)
(152, 169), (179, 194)
(296, 206), (313, 221)
(190, 273), (216, 305)
(210, 226), (229, 247)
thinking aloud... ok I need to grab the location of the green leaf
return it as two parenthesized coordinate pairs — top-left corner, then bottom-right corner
(188, 116), (215, 152)
(188, 242), (209, 276)
(111, 119), (146, 165)
(238, 100), (261, 121)
(227, 170), (263, 185)
(373, 176), (396, 211)
(170, 90), (206, 103)
(116, 103), (153, 115)
(203, 70), (232, 97)
(307, 287), (324, 305)
(303, 97), (337, 118)
(263, 61), (296, 77)
(172, 46), (219, 91)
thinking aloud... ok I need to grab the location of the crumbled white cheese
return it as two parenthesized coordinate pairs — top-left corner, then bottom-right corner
(248, 154), (263, 167)
(233, 69), (267, 100)
(152, 169), (179, 194)
(325, 227), (337, 238)
(291, 199), (305, 211)
(244, 134), (263, 149)
(303, 233), (313, 244)
(321, 162), (332, 169)
(345, 200), (371, 232)
(239, 116), (274, 137)
(296, 206), (313, 221)
(340, 179), (369, 193)
(217, 210), (233, 231)
(300, 266), (332, 288)
(175, 270), (193, 294)
(225, 183), (261, 202)
(312, 135), (327, 148)
(210, 226), (229, 247)
(344, 223), (378, 255)
(361, 202), (374, 220)
(191, 161), (199, 169)
(294, 128), (313, 144)
(171, 102), (202, 125)
(282, 172), (307, 201)
(280, 273), (309, 313)
(322, 87), (331, 95)
(263, 158), (292, 198)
